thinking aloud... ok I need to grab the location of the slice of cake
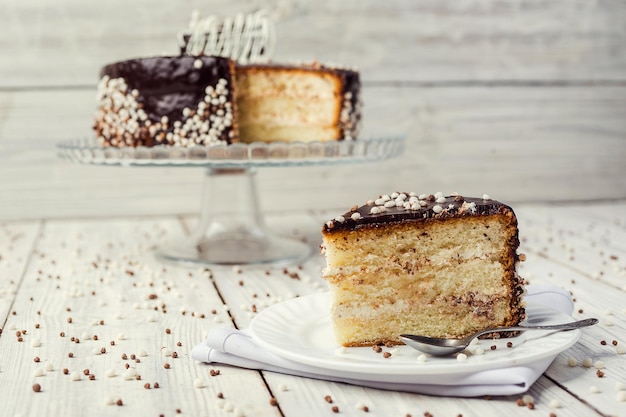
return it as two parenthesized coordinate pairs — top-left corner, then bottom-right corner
(321, 192), (526, 347)
(235, 63), (361, 143)
(94, 56), (238, 147)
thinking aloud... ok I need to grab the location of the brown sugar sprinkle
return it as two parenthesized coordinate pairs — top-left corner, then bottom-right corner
(116, 399), (123, 406)
(507, 342), (513, 348)
(67, 317), (73, 323)
(89, 374), (96, 380)
(332, 406), (339, 413)
(35, 323), (40, 329)
(601, 340), (607, 345)
(130, 354), (136, 360)
(209, 369), (220, 376)
(516, 398), (525, 406)
(68, 352), (74, 358)
(17, 337), (23, 342)
(372, 346), (383, 353)
(63, 368), (69, 375)
(34, 357), (40, 363)
(491, 345), (497, 350)
(16, 330), (21, 337)
(324, 395), (333, 403)
(93, 335), (98, 341)
(163, 363), (171, 369)
(527, 402), (535, 410)
(269, 397), (279, 406)
(32, 383), (41, 393)
(121, 353), (128, 360)
(125, 363), (130, 369)
(383, 352), (392, 358)
(165, 328), (171, 334)
(217, 392), (224, 399)
(550, 413), (557, 417)
(59, 332), (65, 337)
(596, 369), (605, 378)
(172, 352), (178, 359)
(154, 382), (160, 389)
(144, 383), (151, 389)
(100, 347), (106, 354)
(99, 320), (104, 325)
(110, 340), (116, 346)
(424, 413), (433, 417)
(613, 340), (618, 346)
(176, 341), (182, 347)
(83, 369), (90, 375)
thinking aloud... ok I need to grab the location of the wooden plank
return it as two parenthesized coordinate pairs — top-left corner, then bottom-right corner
(0, 217), (279, 417)
(1, 0), (625, 87)
(1, 85), (625, 221)
(0, 221), (40, 326)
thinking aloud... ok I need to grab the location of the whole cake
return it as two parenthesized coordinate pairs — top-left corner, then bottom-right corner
(235, 63), (361, 143)
(94, 56), (238, 147)
(321, 192), (526, 347)
(94, 57), (360, 147)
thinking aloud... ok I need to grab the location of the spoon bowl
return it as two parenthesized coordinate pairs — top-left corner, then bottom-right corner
(400, 318), (598, 356)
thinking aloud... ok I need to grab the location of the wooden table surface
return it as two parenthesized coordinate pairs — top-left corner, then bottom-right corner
(1, 202), (625, 417)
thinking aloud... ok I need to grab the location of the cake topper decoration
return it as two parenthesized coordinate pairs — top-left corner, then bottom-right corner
(178, 10), (275, 64)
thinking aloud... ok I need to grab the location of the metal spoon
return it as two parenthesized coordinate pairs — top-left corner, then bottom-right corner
(399, 318), (598, 356)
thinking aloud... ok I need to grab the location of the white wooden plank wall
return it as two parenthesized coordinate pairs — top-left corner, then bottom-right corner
(1, 0), (625, 221)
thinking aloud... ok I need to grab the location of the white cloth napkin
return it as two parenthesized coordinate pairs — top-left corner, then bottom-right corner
(192, 284), (574, 397)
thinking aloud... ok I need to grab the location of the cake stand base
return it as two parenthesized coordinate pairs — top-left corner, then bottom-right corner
(155, 167), (311, 267)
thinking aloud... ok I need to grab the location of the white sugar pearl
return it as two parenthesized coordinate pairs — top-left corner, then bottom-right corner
(567, 357), (577, 367)
(582, 357), (593, 368)
(278, 383), (288, 392)
(417, 354), (427, 362)
(33, 367), (44, 377)
(105, 396), (116, 405)
(482, 194), (492, 200)
(44, 362), (54, 372)
(594, 360), (605, 369)
(31, 338), (41, 348)
(193, 378), (205, 388)
(549, 399), (561, 408)
(433, 205), (443, 214)
(456, 353), (468, 362)
(589, 386), (601, 393)
(106, 369), (117, 378)
(71, 372), (81, 381)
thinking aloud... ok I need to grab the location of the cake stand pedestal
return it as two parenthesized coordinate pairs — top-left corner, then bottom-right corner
(57, 138), (405, 267)
(158, 167), (311, 266)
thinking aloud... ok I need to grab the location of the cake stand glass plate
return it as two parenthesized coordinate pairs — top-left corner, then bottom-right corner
(56, 137), (405, 266)
(249, 292), (581, 382)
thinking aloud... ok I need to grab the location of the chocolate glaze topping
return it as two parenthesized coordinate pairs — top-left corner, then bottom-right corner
(95, 56), (236, 147)
(323, 193), (516, 233)
(100, 56), (233, 126)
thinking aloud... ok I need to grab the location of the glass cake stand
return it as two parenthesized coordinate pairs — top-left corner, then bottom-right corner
(57, 137), (405, 267)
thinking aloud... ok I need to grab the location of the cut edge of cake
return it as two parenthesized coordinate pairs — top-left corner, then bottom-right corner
(320, 192), (526, 347)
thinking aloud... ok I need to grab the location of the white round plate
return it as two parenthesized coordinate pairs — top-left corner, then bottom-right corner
(249, 292), (580, 378)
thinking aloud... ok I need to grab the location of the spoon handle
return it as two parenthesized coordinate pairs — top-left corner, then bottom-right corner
(476, 318), (598, 338)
